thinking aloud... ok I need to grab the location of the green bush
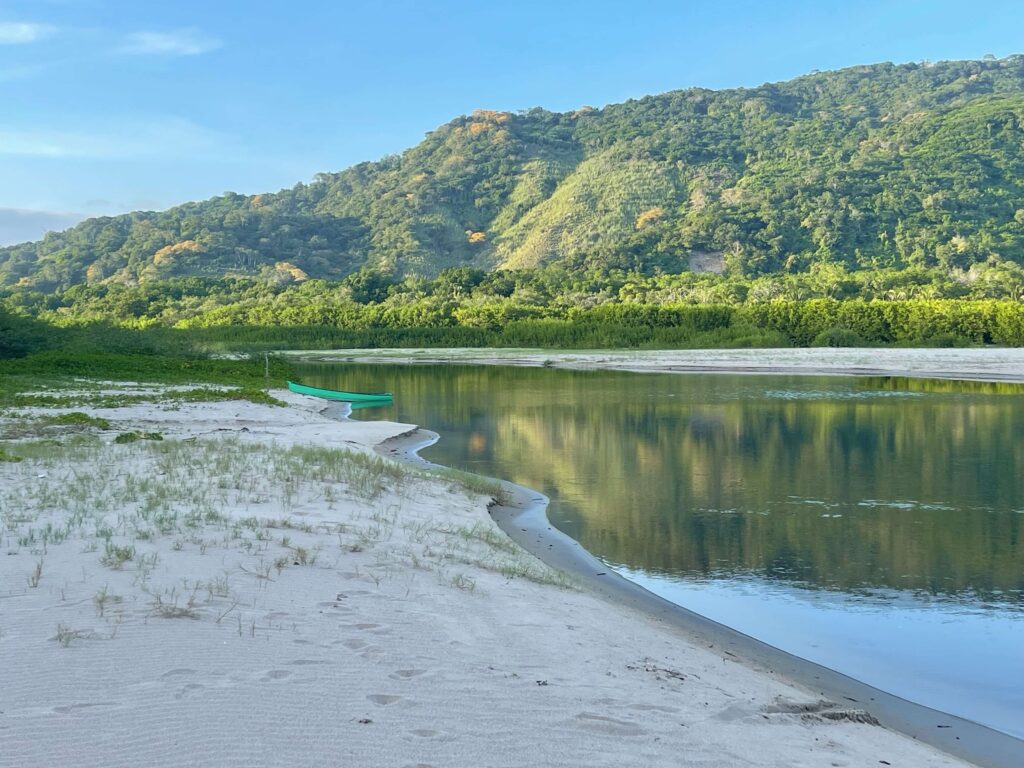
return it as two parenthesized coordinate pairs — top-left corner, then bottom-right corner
(812, 327), (866, 347)
(44, 412), (111, 429)
(0, 308), (55, 359)
(924, 332), (971, 348)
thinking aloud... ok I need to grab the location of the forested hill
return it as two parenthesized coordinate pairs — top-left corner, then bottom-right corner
(6, 56), (1024, 291)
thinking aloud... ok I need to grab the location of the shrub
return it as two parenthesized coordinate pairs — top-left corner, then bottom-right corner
(812, 327), (865, 347)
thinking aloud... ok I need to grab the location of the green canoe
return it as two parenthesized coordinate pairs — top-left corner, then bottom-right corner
(286, 380), (393, 402)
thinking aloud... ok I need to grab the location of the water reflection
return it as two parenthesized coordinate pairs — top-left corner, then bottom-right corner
(300, 363), (1024, 608)
(297, 362), (1024, 736)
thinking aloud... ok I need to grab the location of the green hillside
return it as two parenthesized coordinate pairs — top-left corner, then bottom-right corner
(5, 56), (1024, 291)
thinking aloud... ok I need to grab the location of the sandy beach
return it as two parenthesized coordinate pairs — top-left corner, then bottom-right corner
(291, 346), (1024, 382)
(0, 375), (1012, 767)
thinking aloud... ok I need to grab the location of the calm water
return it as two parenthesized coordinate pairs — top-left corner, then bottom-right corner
(296, 362), (1024, 737)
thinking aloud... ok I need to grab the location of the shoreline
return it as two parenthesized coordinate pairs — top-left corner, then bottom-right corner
(1, 381), (1015, 767)
(341, 347), (1024, 766)
(377, 427), (1024, 768)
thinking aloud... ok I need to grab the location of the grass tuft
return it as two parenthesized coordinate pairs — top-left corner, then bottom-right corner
(114, 431), (164, 444)
(431, 467), (509, 504)
(100, 541), (136, 569)
(54, 623), (85, 647)
(27, 558), (44, 588)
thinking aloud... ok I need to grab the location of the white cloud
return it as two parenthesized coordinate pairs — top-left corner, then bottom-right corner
(0, 22), (56, 44)
(121, 29), (221, 57)
(0, 117), (223, 159)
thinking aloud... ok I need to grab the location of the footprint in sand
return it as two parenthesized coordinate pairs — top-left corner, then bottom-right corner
(405, 729), (453, 743)
(52, 702), (119, 714)
(260, 670), (293, 682)
(174, 683), (206, 700)
(161, 668), (197, 679)
(367, 694), (403, 706)
(711, 703), (759, 723)
(389, 669), (427, 680)
(349, 622), (390, 634)
(571, 712), (646, 737)
(629, 703), (680, 714)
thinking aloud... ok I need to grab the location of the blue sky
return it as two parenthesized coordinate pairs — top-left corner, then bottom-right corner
(2, 0), (1023, 244)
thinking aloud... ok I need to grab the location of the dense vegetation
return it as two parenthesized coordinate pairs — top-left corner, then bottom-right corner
(6, 56), (1024, 293)
(4, 57), (1024, 355)
(0, 305), (293, 410)
(4, 293), (1024, 359)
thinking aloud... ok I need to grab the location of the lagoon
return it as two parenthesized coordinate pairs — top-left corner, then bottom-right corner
(296, 361), (1024, 738)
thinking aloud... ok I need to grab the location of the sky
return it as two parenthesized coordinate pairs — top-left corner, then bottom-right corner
(2, 0), (1023, 245)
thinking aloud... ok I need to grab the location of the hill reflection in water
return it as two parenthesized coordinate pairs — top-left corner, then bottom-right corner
(300, 362), (1024, 609)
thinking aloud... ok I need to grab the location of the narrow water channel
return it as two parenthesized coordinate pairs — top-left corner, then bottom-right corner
(295, 362), (1024, 738)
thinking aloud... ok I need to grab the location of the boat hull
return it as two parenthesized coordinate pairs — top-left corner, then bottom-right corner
(286, 381), (393, 402)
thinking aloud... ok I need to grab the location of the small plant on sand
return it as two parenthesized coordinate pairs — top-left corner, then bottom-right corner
(206, 573), (231, 599)
(39, 522), (69, 547)
(134, 551), (160, 583)
(27, 558), (43, 588)
(148, 584), (200, 619)
(93, 586), (123, 618)
(100, 541), (136, 569)
(241, 558), (274, 581)
(432, 467), (509, 504)
(448, 572), (476, 592)
(0, 448), (23, 462)
(54, 623), (84, 647)
(442, 522), (520, 555)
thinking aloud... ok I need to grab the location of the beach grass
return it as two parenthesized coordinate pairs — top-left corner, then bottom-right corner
(0, 381), (573, 678)
(430, 466), (510, 504)
(0, 432), (558, 594)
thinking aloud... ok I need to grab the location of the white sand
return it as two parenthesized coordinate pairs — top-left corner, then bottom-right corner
(0, 390), (976, 767)
(296, 346), (1024, 382)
